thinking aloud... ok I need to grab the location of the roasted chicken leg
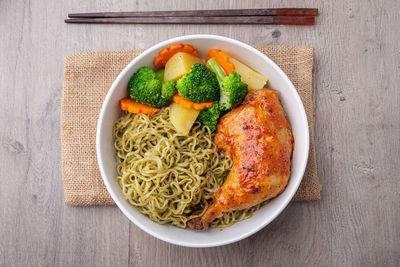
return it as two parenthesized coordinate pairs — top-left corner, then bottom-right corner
(189, 89), (294, 230)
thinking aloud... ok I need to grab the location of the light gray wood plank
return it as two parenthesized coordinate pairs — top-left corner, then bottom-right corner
(0, 1), (131, 266)
(0, 0), (399, 266)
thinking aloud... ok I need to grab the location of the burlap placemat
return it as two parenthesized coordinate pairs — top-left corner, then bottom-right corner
(61, 46), (321, 206)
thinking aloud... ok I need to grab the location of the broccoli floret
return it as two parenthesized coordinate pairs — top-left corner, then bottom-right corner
(157, 69), (176, 107)
(176, 64), (220, 103)
(128, 67), (176, 108)
(206, 58), (248, 111)
(155, 69), (165, 82)
(219, 73), (248, 111)
(197, 102), (221, 132)
(161, 80), (176, 98)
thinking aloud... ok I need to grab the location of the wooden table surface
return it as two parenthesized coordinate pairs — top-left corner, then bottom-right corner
(1, 0), (399, 266)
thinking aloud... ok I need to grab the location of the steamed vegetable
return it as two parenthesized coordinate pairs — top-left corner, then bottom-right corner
(154, 69), (165, 81)
(205, 49), (235, 75)
(229, 57), (268, 90)
(172, 94), (213, 110)
(169, 102), (200, 135)
(120, 98), (160, 114)
(176, 63), (220, 103)
(164, 52), (204, 81)
(128, 67), (176, 108)
(154, 43), (198, 69)
(197, 102), (221, 132)
(207, 58), (248, 111)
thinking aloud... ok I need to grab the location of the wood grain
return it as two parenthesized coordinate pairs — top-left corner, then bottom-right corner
(64, 16), (315, 26)
(0, 0), (399, 266)
(67, 8), (319, 18)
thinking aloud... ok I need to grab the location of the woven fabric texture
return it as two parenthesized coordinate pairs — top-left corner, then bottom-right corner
(61, 46), (321, 206)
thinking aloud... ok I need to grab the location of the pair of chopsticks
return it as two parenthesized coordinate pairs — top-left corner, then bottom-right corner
(65, 8), (318, 26)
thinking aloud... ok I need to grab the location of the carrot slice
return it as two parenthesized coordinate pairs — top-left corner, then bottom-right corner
(120, 98), (160, 115)
(205, 49), (235, 75)
(154, 43), (199, 69)
(172, 94), (213, 110)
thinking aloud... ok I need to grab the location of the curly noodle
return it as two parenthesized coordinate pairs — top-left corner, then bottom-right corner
(113, 107), (261, 228)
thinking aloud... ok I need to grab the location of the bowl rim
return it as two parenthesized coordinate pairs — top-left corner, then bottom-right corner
(96, 34), (310, 247)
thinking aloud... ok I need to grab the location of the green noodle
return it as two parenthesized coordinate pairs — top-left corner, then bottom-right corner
(113, 107), (261, 228)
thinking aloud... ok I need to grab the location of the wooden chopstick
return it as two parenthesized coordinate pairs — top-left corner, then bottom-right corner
(65, 16), (315, 26)
(68, 8), (318, 18)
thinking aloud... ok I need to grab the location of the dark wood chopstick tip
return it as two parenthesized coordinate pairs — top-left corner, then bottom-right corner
(68, 13), (79, 18)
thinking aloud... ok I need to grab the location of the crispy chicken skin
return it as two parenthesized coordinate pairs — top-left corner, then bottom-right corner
(188, 89), (294, 230)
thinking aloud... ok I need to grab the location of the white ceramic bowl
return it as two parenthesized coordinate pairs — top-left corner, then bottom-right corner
(97, 34), (309, 247)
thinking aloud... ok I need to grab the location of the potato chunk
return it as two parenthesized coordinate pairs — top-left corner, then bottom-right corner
(169, 102), (200, 135)
(230, 57), (268, 90)
(164, 52), (203, 81)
